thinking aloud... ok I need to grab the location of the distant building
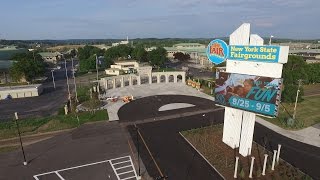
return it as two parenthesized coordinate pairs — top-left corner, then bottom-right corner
(145, 47), (157, 52)
(289, 49), (320, 63)
(112, 36), (129, 47)
(0, 84), (43, 100)
(164, 43), (213, 68)
(39, 52), (63, 64)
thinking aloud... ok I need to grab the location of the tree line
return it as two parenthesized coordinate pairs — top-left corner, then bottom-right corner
(77, 45), (167, 72)
(282, 55), (320, 102)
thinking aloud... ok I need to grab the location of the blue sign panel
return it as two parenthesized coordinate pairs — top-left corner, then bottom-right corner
(215, 72), (282, 117)
(206, 39), (228, 65)
(228, 45), (281, 63)
(206, 39), (283, 63)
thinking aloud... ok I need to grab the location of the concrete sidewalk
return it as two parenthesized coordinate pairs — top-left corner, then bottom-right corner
(256, 117), (320, 148)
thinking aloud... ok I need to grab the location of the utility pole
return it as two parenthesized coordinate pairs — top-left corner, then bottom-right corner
(293, 79), (302, 119)
(71, 58), (78, 102)
(65, 59), (72, 111)
(14, 112), (27, 165)
(95, 54), (99, 81)
(51, 70), (56, 89)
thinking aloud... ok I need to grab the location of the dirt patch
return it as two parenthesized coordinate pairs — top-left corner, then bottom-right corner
(182, 125), (311, 179)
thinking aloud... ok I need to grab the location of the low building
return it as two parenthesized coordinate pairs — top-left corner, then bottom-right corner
(164, 43), (214, 68)
(105, 60), (139, 75)
(39, 52), (63, 64)
(0, 84), (43, 100)
(105, 68), (123, 76)
(112, 37), (129, 47)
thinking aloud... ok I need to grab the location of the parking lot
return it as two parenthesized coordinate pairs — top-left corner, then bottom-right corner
(33, 155), (138, 180)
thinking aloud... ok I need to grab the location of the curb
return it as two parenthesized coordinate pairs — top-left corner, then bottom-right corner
(179, 132), (225, 180)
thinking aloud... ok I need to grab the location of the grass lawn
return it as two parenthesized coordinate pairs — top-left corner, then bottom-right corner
(0, 146), (19, 154)
(264, 95), (320, 129)
(0, 110), (108, 139)
(303, 83), (320, 91)
(182, 125), (311, 179)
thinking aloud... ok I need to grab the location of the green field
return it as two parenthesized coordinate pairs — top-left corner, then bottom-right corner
(0, 110), (108, 139)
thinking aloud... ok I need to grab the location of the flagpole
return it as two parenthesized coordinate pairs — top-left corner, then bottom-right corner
(96, 54), (99, 81)
(96, 54), (99, 93)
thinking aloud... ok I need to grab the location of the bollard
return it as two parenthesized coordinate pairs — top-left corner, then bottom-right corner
(271, 150), (277, 170)
(249, 157), (255, 178)
(234, 156), (239, 178)
(262, 154), (268, 175)
(64, 104), (68, 115)
(277, 144), (281, 163)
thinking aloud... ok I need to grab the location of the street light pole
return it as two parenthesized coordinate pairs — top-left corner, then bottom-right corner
(51, 70), (56, 89)
(269, 35), (274, 45)
(14, 112), (27, 166)
(71, 58), (78, 103)
(65, 59), (72, 111)
(293, 79), (302, 119)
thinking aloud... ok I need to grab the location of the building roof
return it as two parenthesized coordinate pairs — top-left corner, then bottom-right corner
(114, 60), (137, 63)
(0, 84), (42, 91)
(289, 49), (320, 54)
(39, 52), (62, 57)
(173, 43), (205, 47)
(106, 68), (121, 71)
(165, 46), (206, 54)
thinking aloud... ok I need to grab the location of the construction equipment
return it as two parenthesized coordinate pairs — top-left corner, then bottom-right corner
(122, 95), (134, 103)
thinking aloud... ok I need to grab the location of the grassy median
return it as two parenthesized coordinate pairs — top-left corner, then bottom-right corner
(0, 110), (108, 139)
(263, 95), (320, 130)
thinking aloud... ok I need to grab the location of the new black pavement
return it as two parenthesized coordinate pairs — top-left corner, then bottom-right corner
(120, 95), (320, 179)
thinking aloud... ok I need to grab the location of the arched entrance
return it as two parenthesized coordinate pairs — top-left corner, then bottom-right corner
(140, 75), (149, 84)
(160, 75), (166, 83)
(152, 75), (157, 83)
(169, 75), (174, 82)
(177, 75), (183, 83)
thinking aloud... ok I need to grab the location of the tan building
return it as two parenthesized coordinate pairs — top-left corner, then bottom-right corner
(105, 60), (139, 75)
(0, 84), (43, 100)
(164, 43), (214, 69)
(39, 52), (63, 64)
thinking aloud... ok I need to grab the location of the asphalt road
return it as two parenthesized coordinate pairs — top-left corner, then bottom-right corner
(119, 95), (320, 179)
(0, 61), (74, 121)
(0, 121), (131, 180)
(118, 95), (216, 122)
(119, 95), (224, 179)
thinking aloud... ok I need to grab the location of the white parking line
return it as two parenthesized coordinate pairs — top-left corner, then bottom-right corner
(33, 155), (138, 180)
(55, 171), (65, 180)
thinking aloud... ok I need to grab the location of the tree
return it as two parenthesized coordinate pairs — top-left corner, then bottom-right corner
(70, 49), (77, 57)
(132, 46), (147, 62)
(281, 55), (308, 103)
(9, 52), (45, 82)
(78, 46), (104, 72)
(173, 52), (190, 61)
(306, 63), (320, 84)
(148, 47), (167, 68)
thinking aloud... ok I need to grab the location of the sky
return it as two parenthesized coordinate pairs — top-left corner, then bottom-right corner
(0, 0), (319, 40)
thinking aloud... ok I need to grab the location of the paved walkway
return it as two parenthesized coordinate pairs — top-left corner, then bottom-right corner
(256, 117), (320, 148)
(105, 83), (214, 121)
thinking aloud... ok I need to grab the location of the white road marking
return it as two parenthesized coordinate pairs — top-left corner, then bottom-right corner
(33, 155), (139, 180)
